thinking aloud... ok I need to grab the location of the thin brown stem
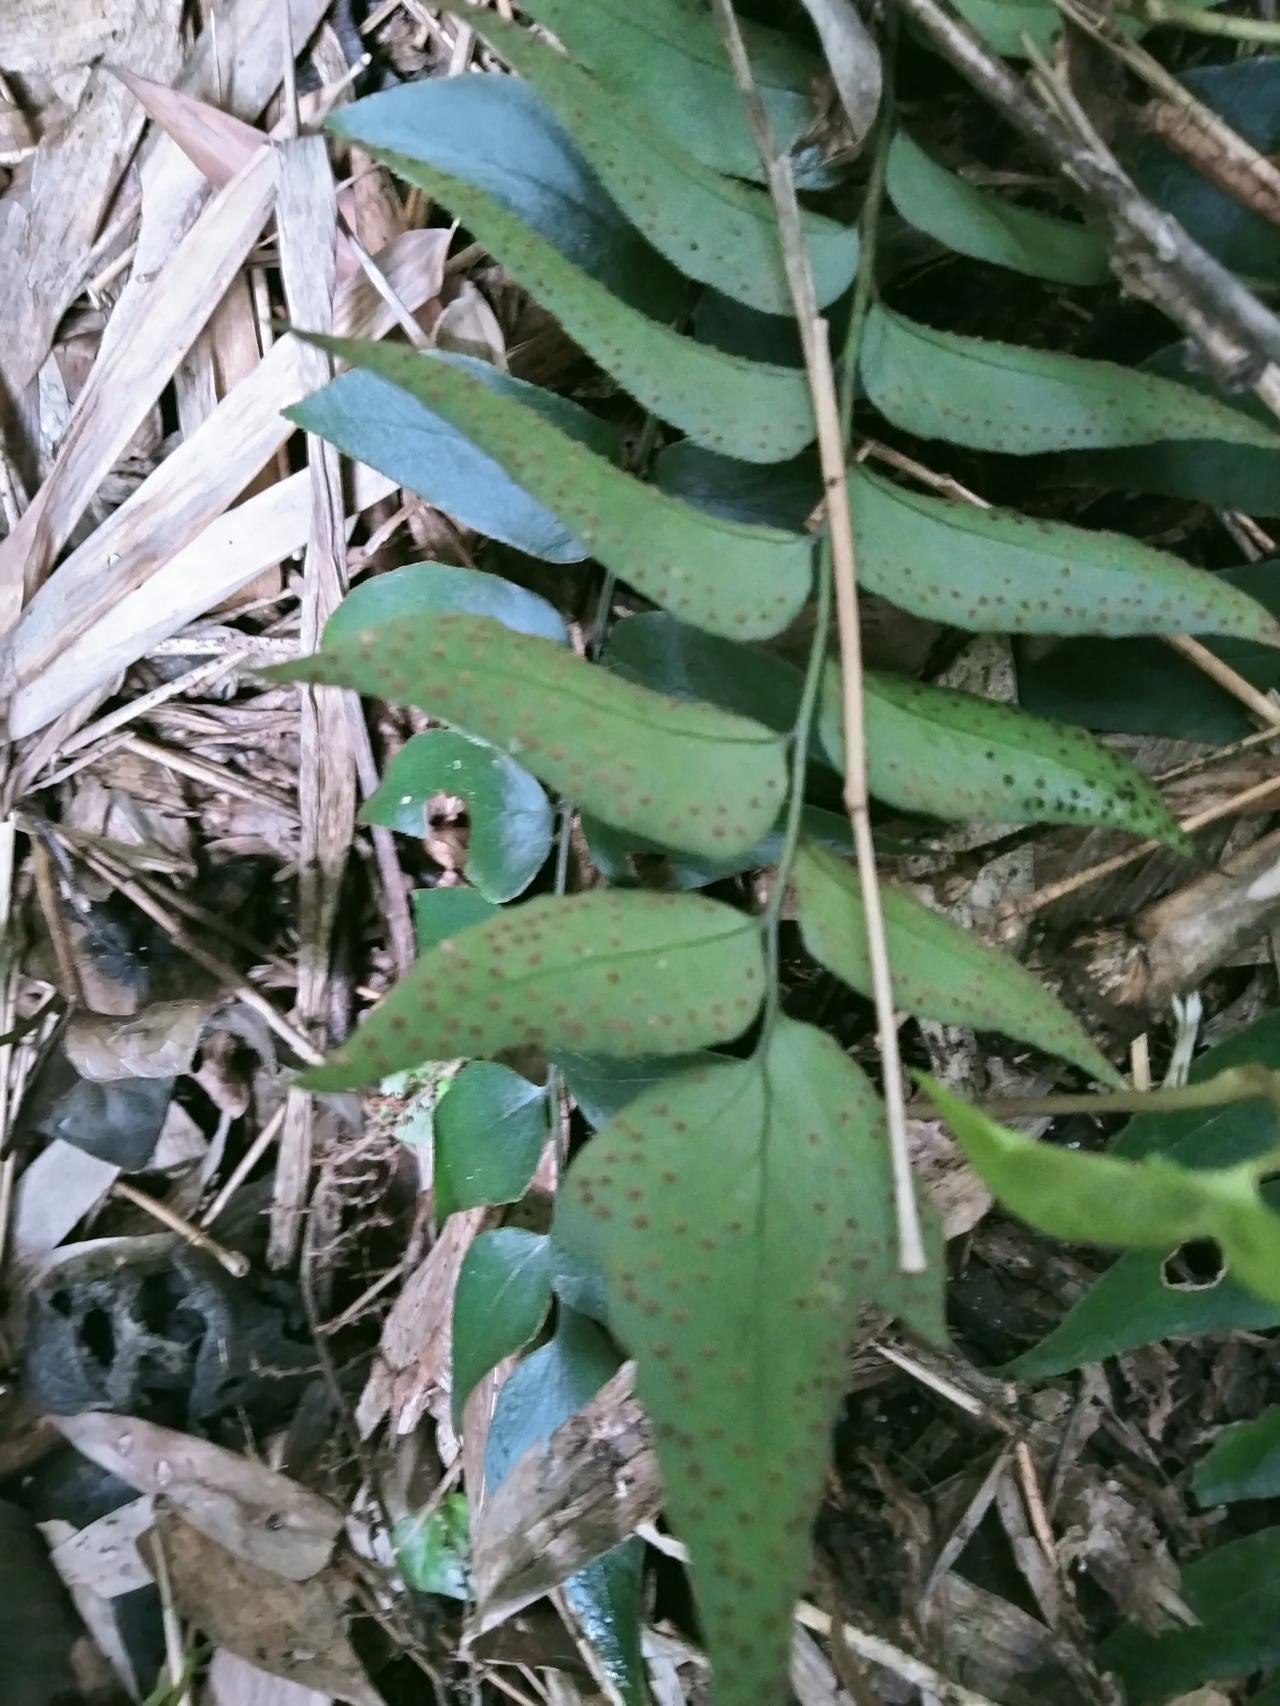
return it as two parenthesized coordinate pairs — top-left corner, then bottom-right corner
(710, 0), (926, 1273)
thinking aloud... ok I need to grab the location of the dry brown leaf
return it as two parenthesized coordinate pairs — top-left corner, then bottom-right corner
(43, 1496), (155, 1599)
(0, 0), (183, 413)
(0, 145), (278, 619)
(9, 1150), (123, 1269)
(8, 228), (447, 739)
(435, 281), (508, 368)
(207, 1648), (332, 1706)
(62, 1000), (211, 1082)
(357, 1208), (486, 1439)
(471, 1365), (661, 1633)
(141, 1513), (381, 1706)
(54, 1413), (343, 1580)
(116, 69), (360, 277)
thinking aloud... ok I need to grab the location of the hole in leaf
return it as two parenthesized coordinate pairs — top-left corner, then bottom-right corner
(1161, 1239), (1226, 1292)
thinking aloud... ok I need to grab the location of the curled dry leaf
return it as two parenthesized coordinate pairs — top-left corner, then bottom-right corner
(140, 1513), (381, 1706)
(796, 0), (883, 150)
(61, 999), (212, 1082)
(53, 1413), (342, 1581)
(207, 1648), (332, 1706)
(471, 1363), (662, 1631)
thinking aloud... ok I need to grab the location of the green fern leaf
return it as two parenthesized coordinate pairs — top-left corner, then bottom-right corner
(279, 611), (787, 859)
(849, 670), (1192, 849)
(298, 892), (764, 1090)
(515, 0), (820, 183)
(557, 1019), (944, 1706)
(465, 9), (857, 316)
(290, 339), (814, 640)
(851, 466), (1280, 642)
(337, 147), (816, 463)
(862, 305), (1280, 454)
(794, 841), (1122, 1084)
(885, 131), (1108, 285)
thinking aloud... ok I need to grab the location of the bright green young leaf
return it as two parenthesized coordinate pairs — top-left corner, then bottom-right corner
(515, 0), (820, 184)
(292, 338), (813, 641)
(1009, 1017), (1280, 1377)
(328, 75), (681, 316)
(558, 1020), (944, 1706)
(298, 891), (765, 1090)
(329, 561), (568, 648)
(861, 305), (1280, 454)
(468, 9), (857, 316)
(851, 465), (1280, 642)
(436, 1064), (548, 1218)
(337, 154), (817, 464)
(485, 1309), (647, 1705)
(1195, 1406), (1280, 1506)
(841, 670), (1190, 848)
(1100, 1526), (1280, 1703)
(280, 611), (788, 859)
(363, 730), (552, 903)
(885, 131), (1108, 285)
(793, 842), (1121, 1084)
(451, 1228), (554, 1428)
(413, 886), (499, 955)
(290, 366), (622, 563)
(395, 1493), (471, 1599)
(926, 1076), (1280, 1303)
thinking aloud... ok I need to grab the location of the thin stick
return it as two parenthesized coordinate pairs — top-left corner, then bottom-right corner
(711, 0), (925, 1273)
(113, 1179), (250, 1278)
(71, 844), (325, 1064)
(794, 1601), (999, 1706)
(200, 1103), (288, 1228)
(1165, 635), (1280, 729)
(149, 1527), (192, 1706)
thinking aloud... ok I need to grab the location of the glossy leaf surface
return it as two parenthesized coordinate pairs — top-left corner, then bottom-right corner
(485, 1310), (647, 1704)
(363, 730), (552, 902)
(452, 1228), (555, 1427)
(436, 1064), (548, 1217)
(1195, 1406), (1280, 1506)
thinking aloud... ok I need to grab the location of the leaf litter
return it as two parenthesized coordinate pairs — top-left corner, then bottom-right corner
(3, 3), (1280, 1705)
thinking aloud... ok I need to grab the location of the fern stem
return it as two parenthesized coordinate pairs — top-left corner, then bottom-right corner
(711, 0), (927, 1274)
